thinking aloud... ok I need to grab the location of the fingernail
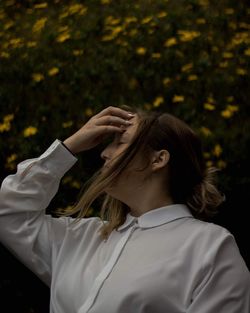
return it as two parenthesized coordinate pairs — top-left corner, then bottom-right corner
(128, 113), (135, 117)
(125, 120), (133, 125)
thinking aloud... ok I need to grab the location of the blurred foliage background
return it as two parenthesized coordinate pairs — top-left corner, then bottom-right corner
(0, 0), (249, 312)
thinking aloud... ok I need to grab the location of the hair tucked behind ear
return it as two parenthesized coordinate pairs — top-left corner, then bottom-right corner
(145, 113), (224, 220)
(186, 167), (225, 219)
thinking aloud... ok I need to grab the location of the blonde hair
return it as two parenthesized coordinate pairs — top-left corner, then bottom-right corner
(54, 105), (224, 239)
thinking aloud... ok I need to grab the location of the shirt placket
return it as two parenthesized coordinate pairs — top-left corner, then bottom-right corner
(79, 220), (138, 313)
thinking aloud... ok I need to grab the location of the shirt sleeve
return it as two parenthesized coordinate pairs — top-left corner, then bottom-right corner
(0, 139), (78, 286)
(187, 226), (250, 313)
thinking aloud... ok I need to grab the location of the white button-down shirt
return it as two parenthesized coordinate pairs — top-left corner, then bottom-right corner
(0, 139), (249, 313)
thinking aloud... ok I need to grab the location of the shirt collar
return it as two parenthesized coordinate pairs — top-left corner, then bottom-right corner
(117, 204), (193, 232)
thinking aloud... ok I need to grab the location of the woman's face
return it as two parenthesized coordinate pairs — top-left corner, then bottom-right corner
(100, 114), (147, 199)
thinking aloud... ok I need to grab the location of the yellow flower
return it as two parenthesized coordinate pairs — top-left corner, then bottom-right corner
(106, 18), (121, 26)
(178, 30), (200, 42)
(62, 176), (72, 184)
(227, 105), (239, 112)
(68, 4), (88, 15)
(227, 96), (234, 102)
(200, 127), (212, 137)
(225, 8), (234, 14)
(236, 68), (247, 75)
(32, 18), (47, 33)
(0, 114), (14, 133)
(34, 3), (48, 9)
(219, 61), (228, 68)
(207, 96), (215, 103)
(172, 95), (184, 103)
(85, 108), (93, 117)
(239, 22), (250, 29)
(196, 18), (206, 24)
(221, 104), (239, 118)
(101, 25), (123, 41)
(152, 53), (161, 59)
(244, 48), (250, 56)
(48, 67), (59, 76)
(136, 47), (147, 55)
(206, 160), (213, 167)
(9, 38), (23, 48)
(5, 153), (18, 170)
(187, 75), (198, 81)
(157, 12), (168, 18)
(0, 52), (10, 58)
(231, 32), (249, 46)
(71, 181), (81, 189)
(32, 73), (44, 82)
(7, 153), (17, 163)
(23, 126), (38, 137)
(128, 29), (138, 37)
(4, 21), (14, 30)
(217, 160), (227, 169)
(0, 123), (11, 132)
(111, 26), (123, 35)
(162, 77), (171, 86)
(59, 12), (69, 19)
(4, 114), (14, 122)
(181, 63), (193, 72)
(116, 39), (129, 46)
(204, 103), (215, 110)
(58, 26), (69, 33)
(101, 35), (115, 41)
(164, 37), (177, 47)
(203, 152), (211, 159)
(27, 41), (37, 48)
(213, 144), (222, 157)
(73, 49), (84, 56)
(62, 121), (73, 128)
(56, 32), (70, 43)
(221, 109), (232, 118)
(153, 96), (164, 107)
(105, 16), (117, 25)
(141, 16), (153, 24)
(124, 16), (137, 24)
(223, 52), (234, 59)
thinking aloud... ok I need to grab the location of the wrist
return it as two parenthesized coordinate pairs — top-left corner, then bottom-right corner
(60, 140), (77, 156)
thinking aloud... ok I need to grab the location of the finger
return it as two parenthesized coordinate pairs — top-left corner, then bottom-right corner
(96, 115), (133, 127)
(99, 125), (126, 135)
(95, 106), (135, 120)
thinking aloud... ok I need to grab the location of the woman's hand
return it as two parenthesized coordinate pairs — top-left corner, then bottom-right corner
(63, 106), (135, 154)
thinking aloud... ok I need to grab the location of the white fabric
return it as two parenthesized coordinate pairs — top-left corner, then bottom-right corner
(0, 139), (249, 313)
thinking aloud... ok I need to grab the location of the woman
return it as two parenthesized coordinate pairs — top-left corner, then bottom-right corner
(0, 105), (249, 313)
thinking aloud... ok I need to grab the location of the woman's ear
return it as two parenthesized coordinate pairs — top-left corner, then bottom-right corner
(151, 150), (170, 171)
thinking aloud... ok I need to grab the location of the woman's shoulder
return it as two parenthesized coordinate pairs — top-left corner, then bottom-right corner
(182, 217), (235, 249)
(57, 215), (105, 234)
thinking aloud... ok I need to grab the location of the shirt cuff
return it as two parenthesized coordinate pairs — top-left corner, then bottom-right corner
(38, 139), (78, 177)
(59, 140), (76, 157)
